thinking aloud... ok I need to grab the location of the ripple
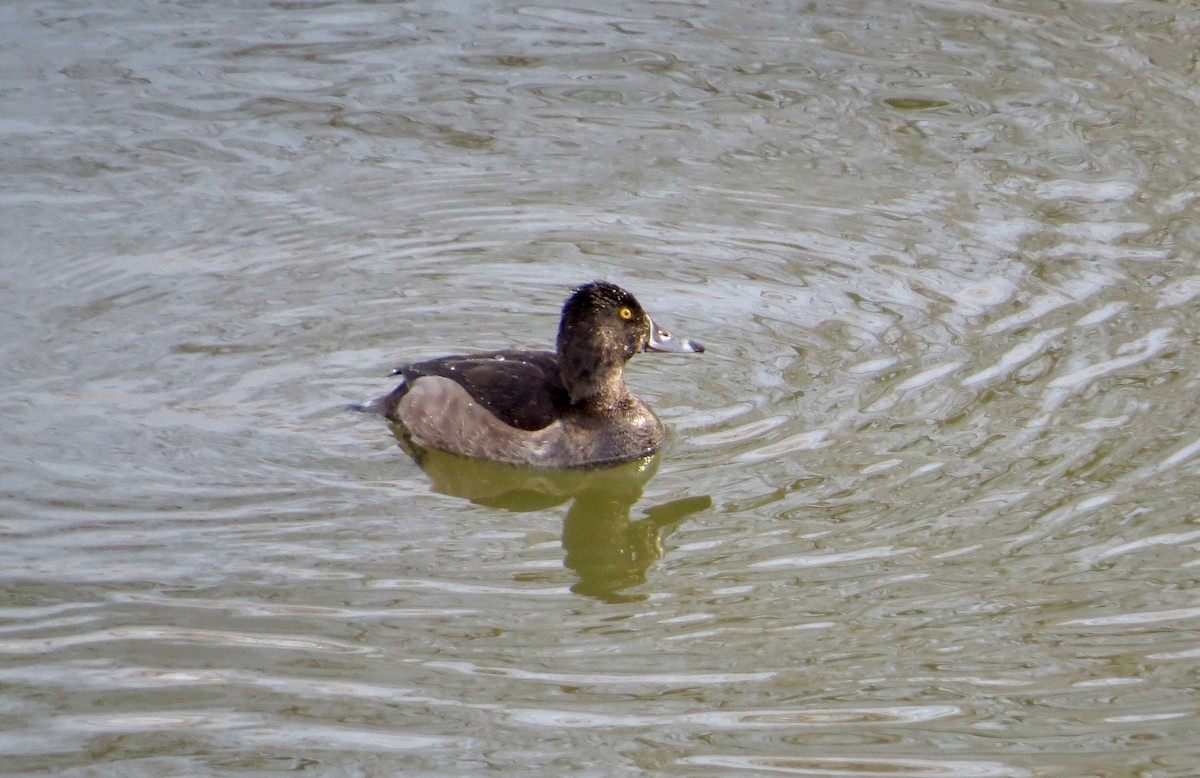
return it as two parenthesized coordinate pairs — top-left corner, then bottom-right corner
(1033, 179), (1140, 202)
(0, 626), (379, 656)
(505, 704), (960, 730)
(426, 660), (775, 688)
(1059, 607), (1200, 628)
(368, 578), (569, 598)
(53, 711), (464, 752)
(961, 328), (1064, 386)
(1047, 327), (1173, 390)
(733, 429), (830, 464)
(677, 755), (1029, 777)
(891, 361), (966, 393)
(749, 546), (913, 570)
(1074, 301), (1128, 327)
(214, 722), (465, 753)
(689, 415), (791, 449)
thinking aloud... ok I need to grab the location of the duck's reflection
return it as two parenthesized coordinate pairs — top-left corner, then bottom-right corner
(398, 435), (710, 602)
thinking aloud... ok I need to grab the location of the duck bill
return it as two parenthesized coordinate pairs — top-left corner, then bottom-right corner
(645, 317), (705, 354)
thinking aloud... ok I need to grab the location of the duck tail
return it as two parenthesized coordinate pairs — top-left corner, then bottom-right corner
(347, 395), (389, 415)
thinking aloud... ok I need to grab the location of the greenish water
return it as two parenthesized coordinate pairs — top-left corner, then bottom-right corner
(3, 1), (1200, 775)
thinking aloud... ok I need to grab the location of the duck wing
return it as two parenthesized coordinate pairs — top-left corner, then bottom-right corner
(391, 349), (569, 431)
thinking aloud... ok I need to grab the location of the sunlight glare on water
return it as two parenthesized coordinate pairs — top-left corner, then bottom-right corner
(2, 0), (1200, 775)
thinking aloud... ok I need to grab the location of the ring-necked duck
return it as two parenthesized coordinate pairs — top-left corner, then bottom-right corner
(357, 281), (704, 468)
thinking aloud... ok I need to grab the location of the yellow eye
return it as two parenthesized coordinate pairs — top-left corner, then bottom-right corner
(619, 307), (633, 320)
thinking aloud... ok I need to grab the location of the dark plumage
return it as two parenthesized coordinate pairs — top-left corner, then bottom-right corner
(357, 281), (704, 468)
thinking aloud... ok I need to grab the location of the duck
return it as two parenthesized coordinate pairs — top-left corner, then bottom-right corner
(357, 281), (704, 468)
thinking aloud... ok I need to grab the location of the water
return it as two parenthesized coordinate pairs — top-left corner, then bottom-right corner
(3, 0), (1199, 774)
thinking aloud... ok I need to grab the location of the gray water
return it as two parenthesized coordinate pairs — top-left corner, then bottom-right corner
(3, 0), (1200, 775)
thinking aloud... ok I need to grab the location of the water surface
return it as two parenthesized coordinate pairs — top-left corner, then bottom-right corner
(3, 0), (1200, 775)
